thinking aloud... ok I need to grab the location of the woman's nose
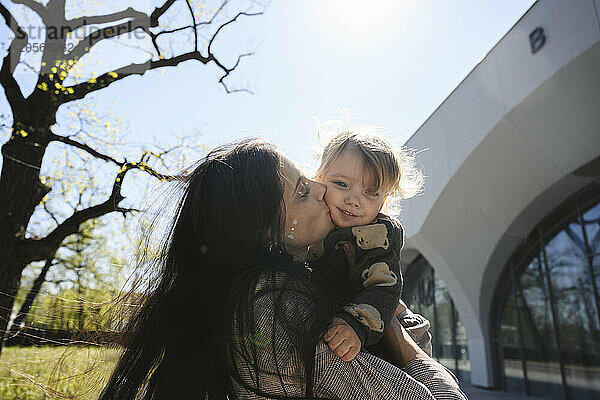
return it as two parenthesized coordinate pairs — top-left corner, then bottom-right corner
(312, 180), (327, 201)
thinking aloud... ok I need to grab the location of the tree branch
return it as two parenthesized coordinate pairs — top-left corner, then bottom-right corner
(10, 0), (46, 20)
(219, 52), (254, 94)
(0, 3), (26, 108)
(184, 0), (198, 52)
(60, 7), (263, 103)
(66, 0), (177, 65)
(66, 19), (145, 66)
(18, 181), (124, 263)
(207, 11), (263, 94)
(6, 255), (54, 336)
(67, 7), (147, 31)
(149, 0), (177, 27)
(143, 0), (229, 62)
(59, 50), (211, 104)
(48, 132), (179, 182)
(151, 0), (229, 55)
(49, 132), (121, 165)
(207, 11), (262, 56)
(17, 162), (163, 264)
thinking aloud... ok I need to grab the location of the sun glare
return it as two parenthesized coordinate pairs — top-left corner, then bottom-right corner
(318, 0), (411, 45)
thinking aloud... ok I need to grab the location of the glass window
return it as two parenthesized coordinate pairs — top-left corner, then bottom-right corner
(403, 256), (435, 339)
(518, 255), (562, 399)
(402, 256), (470, 380)
(545, 229), (600, 400)
(500, 283), (526, 394)
(498, 187), (600, 400)
(582, 202), (600, 258)
(455, 306), (471, 382)
(435, 273), (455, 371)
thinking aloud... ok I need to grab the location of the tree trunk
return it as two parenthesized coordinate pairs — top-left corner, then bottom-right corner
(0, 119), (52, 356)
(6, 256), (54, 339)
(0, 252), (25, 357)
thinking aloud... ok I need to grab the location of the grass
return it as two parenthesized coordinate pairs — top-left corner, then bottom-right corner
(0, 346), (120, 400)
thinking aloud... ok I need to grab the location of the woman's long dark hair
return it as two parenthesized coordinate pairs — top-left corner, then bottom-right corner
(100, 139), (333, 399)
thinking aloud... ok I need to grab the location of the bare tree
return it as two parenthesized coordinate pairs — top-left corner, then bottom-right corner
(0, 0), (262, 355)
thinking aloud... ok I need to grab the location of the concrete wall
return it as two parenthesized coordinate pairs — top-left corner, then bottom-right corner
(400, 0), (600, 387)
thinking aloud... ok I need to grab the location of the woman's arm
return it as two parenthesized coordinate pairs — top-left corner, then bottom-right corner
(313, 338), (467, 400)
(397, 300), (433, 356)
(383, 316), (467, 399)
(383, 314), (429, 366)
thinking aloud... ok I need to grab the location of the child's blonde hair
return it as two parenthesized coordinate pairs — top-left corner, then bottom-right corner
(315, 131), (424, 205)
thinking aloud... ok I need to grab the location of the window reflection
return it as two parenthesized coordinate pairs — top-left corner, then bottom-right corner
(499, 189), (600, 399)
(518, 255), (562, 399)
(582, 202), (600, 258)
(403, 256), (471, 381)
(545, 228), (600, 400)
(501, 284), (526, 394)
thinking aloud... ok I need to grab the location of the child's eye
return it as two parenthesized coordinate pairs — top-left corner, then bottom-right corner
(333, 181), (347, 188)
(366, 192), (380, 197)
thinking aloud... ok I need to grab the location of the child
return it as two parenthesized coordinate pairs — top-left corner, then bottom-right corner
(308, 130), (428, 362)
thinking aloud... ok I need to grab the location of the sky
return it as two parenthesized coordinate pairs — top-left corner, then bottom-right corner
(0, 0), (541, 213)
(0, 0), (537, 279)
(165, 0), (533, 171)
(127, 0), (537, 170)
(2, 0), (537, 231)
(1, 0), (537, 171)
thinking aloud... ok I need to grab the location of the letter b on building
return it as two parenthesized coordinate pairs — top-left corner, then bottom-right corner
(530, 27), (546, 54)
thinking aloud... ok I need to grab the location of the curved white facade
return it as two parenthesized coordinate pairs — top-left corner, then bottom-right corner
(400, 0), (600, 387)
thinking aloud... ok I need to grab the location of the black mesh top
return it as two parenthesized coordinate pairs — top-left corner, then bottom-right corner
(228, 267), (467, 400)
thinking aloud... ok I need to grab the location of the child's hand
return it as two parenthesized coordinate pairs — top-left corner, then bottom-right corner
(322, 317), (361, 362)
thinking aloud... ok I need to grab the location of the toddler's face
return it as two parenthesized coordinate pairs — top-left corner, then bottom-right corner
(320, 149), (387, 228)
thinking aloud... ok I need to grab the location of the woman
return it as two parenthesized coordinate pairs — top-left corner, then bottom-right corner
(100, 139), (467, 399)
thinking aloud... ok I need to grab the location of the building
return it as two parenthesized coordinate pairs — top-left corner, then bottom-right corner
(399, 1), (600, 399)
